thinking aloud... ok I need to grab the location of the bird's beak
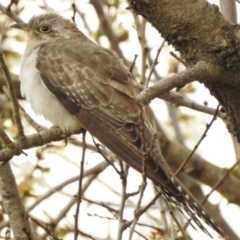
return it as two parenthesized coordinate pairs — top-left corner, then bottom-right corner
(10, 23), (28, 31)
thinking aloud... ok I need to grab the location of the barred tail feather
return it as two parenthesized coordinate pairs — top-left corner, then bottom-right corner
(158, 176), (224, 238)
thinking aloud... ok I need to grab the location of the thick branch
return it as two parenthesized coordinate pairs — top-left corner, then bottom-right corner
(0, 163), (33, 239)
(128, 0), (240, 142)
(89, 0), (124, 60)
(137, 61), (211, 105)
(0, 127), (63, 163)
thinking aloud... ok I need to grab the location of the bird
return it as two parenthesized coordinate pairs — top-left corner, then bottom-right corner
(11, 13), (223, 238)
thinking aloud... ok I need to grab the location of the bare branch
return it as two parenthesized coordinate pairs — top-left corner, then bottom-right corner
(175, 104), (219, 176)
(89, 0), (124, 60)
(74, 131), (86, 240)
(0, 163), (33, 239)
(137, 61), (211, 105)
(0, 52), (25, 139)
(117, 164), (129, 240)
(0, 4), (25, 24)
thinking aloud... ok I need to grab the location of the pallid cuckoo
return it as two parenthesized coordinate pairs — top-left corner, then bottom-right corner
(11, 13), (223, 238)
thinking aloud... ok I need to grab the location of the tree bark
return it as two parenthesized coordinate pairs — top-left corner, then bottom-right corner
(128, 0), (240, 142)
(0, 163), (33, 240)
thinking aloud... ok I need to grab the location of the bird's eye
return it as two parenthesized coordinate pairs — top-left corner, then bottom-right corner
(39, 25), (51, 33)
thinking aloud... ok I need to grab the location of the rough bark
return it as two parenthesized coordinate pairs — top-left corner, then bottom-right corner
(128, 0), (240, 142)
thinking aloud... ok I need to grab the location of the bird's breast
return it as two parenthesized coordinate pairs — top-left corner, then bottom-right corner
(20, 47), (83, 134)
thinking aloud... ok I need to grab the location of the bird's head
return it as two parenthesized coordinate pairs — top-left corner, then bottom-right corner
(11, 13), (81, 43)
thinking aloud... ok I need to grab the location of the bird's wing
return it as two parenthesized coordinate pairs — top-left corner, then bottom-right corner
(36, 39), (222, 237)
(36, 39), (170, 181)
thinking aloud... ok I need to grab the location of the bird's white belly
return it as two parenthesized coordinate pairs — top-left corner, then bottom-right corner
(20, 47), (82, 133)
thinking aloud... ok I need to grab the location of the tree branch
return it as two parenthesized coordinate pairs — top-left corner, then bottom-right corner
(0, 163), (33, 240)
(137, 61), (211, 105)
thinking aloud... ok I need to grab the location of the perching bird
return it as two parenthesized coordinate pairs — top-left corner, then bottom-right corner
(11, 13), (223, 238)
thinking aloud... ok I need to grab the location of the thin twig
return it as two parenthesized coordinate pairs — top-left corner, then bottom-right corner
(133, 229), (148, 240)
(89, 0), (124, 60)
(137, 83), (226, 119)
(0, 128), (13, 147)
(0, 4), (25, 24)
(175, 104), (219, 176)
(71, 3), (76, 23)
(18, 104), (47, 132)
(170, 211), (191, 240)
(156, 195), (171, 238)
(160, 91), (226, 119)
(170, 51), (186, 66)
(92, 136), (123, 177)
(128, 104), (148, 240)
(117, 164), (129, 240)
(201, 159), (240, 205)
(0, 163), (33, 239)
(129, 54), (138, 73)
(30, 217), (59, 240)
(0, 52), (25, 139)
(139, 18), (147, 84)
(145, 40), (165, 88)
(74, 131), (87, 240)
(82, 197), (118, 217)
(123, 191), (162, 231)
(166, 102), (185, 144)
(78, 229), (96, 240)
(7, 0), (15, 10)
(41, 0), (54, 11)
(137, 222), (164, 232)
(40, 174), (99, 240)
(87, 213), (116, 220)
(74, 5), (92, 34)
(27, 160), (109, 212)
(127, 187), (140, 198)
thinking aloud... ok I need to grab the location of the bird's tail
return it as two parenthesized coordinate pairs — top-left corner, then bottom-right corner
(75, 107), (223, 238)
(158, 175), (223, 238)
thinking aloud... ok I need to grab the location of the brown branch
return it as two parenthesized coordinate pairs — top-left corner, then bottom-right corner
(189, 183), (239, 240)
(137, 61), (211, 105)
(170, 211), (191, 240)
(0, 127), (63, 163)
(71, 3), (76, 23)
(128, 104), (149, 239)
(159, 133), (240, 205)
(30, 217), (59, 240)
(0, 4), (25, 24)
(117, 164), (129, 240)
(74, 131), (86, 240)
(145, 40), (165, 88)
(0, 52), (25, 139)
(78, 229), (96, 240)
(92, 137), (122, 177)
(175, 104), (219, 176)
(0, 163), (33, 240)
(202, 159), (240, 205)
(19, 104), (47, 132)
(39, 173), (100, 240)
(129, 54), (138, 73)
(122, 191), (162, 231)
(159, 91), (226, 119)
(139, 17), (147, 84)
(89, 0), (124, 60)
(82, 197), (118, 217)
(26, 160), (109, 212)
